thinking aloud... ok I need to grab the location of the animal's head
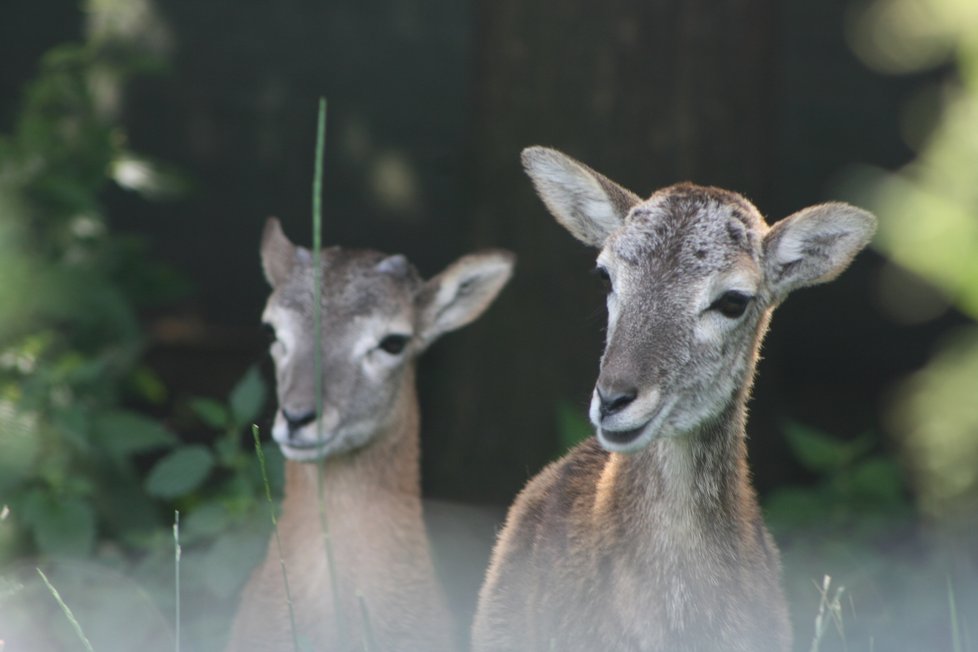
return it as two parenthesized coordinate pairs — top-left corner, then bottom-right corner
(522, 146), (876, 453)
(260, 218), (514, 462)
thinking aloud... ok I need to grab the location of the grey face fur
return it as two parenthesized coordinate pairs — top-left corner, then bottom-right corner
(522, 146), (876, 453)
(260, 218), (514, 462)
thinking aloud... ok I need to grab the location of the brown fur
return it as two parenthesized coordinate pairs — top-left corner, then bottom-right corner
(474, 399), (789, 652)
(225, 375), (455, 652)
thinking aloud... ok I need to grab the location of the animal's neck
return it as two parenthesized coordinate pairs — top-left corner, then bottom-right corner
(609, 393), (755, 530)
(282, 373), (422, 519)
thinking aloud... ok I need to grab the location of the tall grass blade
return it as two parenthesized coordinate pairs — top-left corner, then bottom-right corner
(310, 97), (345, 644)
(809, 575), (846, 652)
(253, 425), (301, 652)
(36, 568), (95, 652)
(948, 576), (963, 652)
(173, 510), (181, 652)
(356, 593), (378, 652)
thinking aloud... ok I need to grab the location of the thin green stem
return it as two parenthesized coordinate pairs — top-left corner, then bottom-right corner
(310, 97), (344, 644)
(36, 568), (95, 652)
(948, 576), (963, 652)
(356, 593), (378, 652)
(253, 425), (301, 652)
(173, 510), (181, 652)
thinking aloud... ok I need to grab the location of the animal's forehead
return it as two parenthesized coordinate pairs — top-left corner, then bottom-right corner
(276, 247), (422, 321)
(605, 183), (765, 272)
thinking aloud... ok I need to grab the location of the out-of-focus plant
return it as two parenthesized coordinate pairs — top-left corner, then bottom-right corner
(846, 0), (978, 525)
(762, 422), (972, 652)
(0, 16), (277, 651)
(0, 40), (187, 562)
(765, 422), (911, 538)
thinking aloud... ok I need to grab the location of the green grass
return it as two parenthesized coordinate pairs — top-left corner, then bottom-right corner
(36, 568), (96, 652)
(809, 575), (846, 652)
(253, 425), (301, 652)
(309, 95), (347, 647)
(173, 511), (181, 652)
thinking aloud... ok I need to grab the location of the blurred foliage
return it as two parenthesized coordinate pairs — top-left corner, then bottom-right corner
(766, 422), (910, 537)
(0, 19), (279, 652)
(554, 399), (592, 456)
(0, 39), (181, 561)
(763, 423), (976, 652)
(847, 0), (978, 523)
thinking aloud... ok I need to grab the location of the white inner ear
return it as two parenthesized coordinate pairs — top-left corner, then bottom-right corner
(773, 227), (815, 266)
(583, 194), (621, 237)
(525, 151), (626, 246)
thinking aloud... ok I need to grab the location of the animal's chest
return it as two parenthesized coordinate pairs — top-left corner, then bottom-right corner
(529, 514), (751, 652)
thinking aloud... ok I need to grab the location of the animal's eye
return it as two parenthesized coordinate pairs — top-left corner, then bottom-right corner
(593, 266), (612, 293)
(378, 334), (410, 355)
(261, 322), (277, 341)
(709, 291), (753, 319)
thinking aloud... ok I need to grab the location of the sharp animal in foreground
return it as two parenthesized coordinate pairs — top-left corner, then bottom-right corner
(226, 218), (514, 652)
(472, 146), (876, 652)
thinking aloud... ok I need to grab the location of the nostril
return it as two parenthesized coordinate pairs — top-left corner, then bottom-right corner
(597, 388), (638, 419)
(282, 409), (316, 434)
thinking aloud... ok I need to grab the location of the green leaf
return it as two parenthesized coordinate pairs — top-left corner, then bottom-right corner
(763, 487), (830, 533)
(0, 405), (41, 493)
(98, 474), (163, 542)
(843, 458), (906, 505)
(228, 366), (267, 427)
(21, 490), (96, 557)
(783, 422), (872, 474)
(555, 400), (592, 454)
(181, 500), (233, 544)
(92, 409), (177, 459)
(188, 397), (230, 430)
(144, 445), (215, 498)
(126, 366), (168, 404)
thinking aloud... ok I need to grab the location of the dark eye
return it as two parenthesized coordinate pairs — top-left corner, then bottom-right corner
(261, 322), (277, 341)
(709, 291), (753, 319)
(378, 334), (410, 355)
(593, 266), (612, 293)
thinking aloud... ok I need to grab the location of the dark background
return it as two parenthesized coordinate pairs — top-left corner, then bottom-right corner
(0, 0), (958, 505)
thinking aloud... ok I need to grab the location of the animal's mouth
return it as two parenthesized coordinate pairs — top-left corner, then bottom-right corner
(601, 423), (648, 446)
(278, 437), (332, 462)
(597, 395), (678, 453)
(274, 424), (338, 461)
(283, 437), (330, 450)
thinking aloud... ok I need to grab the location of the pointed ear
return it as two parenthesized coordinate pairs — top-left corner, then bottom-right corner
(261, 217), (299, 287)
(763, 203), (877, 300)
(521, 146), (640, 247)
(415, 250), (515, 350)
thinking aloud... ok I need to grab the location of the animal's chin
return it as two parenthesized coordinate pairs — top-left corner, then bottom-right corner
(597, 422), (652, 453)
(275, 424), (375, 462)
(595, 396), (679, 453)
(277, 438), (332, 462)
(272, 426), (338, 462)
(600, 423), (649, 448)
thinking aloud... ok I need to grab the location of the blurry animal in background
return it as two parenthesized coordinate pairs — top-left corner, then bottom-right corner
(226, 217), (514, 652)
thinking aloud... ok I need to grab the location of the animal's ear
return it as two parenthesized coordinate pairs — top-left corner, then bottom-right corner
(521, 146), (640, 247)
(261, 217), (300, 288)
(763, 203), (877, 300)
(415, 250), (515, 350)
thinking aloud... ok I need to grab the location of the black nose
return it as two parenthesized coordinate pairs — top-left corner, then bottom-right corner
(282, 409), (316, 435)
(597, 387), (637, 420)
